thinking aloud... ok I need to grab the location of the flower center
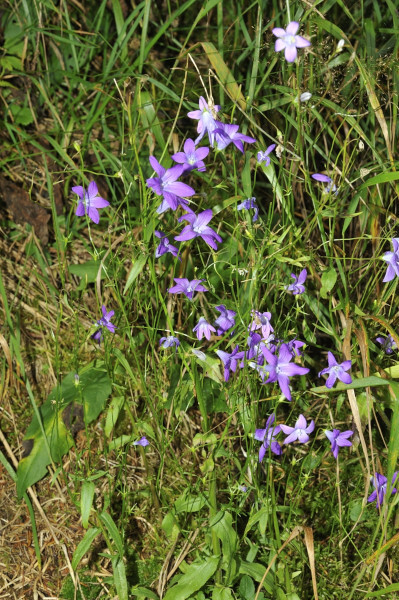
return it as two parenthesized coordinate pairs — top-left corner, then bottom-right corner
(284, 34), (297, 45)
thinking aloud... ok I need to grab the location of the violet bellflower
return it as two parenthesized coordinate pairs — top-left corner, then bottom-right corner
(367, 472), (399, 508)
(72, 181), (109, 224)
(154, 230), (181, 260)
(133, 436), (149, 447)
(311, 173), (338, 195)
(376, 334), (397, 354)
(382, 238), (399, 283)
(237, 197), (259, 223)
(285, 269), (307, 295)
(146, 156), (195, 214)
(255, 414), (282, 461)
(168, 278), (208, 300)
(272, 21), (311, 63)
(214, 305), (236, 335)
(159, 335), (180, 350)
(171, 138), (209, 172)
(280, 414), (315, 444)
(193, 317), (216, 341)
(91, 305), (116, 344)
(213, 121), (256, 153)
(285, 338), (305, 357)
(251, 343), (309, 401)
(249, 310), (274, 338)
(257, 144), (276, 167)
(175, 209), (222, 251)
(318, 352), (352, 388)
(245, 331), (276, 366)
(324, 429), (353, 459)
(187, 96), (221, 145)
(216, 345), (245, 382)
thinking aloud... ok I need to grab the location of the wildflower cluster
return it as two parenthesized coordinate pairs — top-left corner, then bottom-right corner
(69, 18), (399, 515)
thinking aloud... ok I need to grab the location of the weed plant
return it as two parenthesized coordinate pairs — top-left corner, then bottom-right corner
(1, 0), (399, 599)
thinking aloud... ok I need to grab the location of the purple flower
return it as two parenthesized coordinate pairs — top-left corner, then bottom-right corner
(318, 352), (352, 388)
(91, 305), (116, 344)
(213, 122), (257, 153)
(257, 144), (276, 167)
(133, 436), (149, 447)
(272, 21), (311, 63)
(214, 305), (236, 335)
(171, 138), (209, 172)
(155, 230), (181, 260)
(237, 197), (259, 222)
(175, 209), (222, 251)
(193, 317), (216, 341)
(146, 156), (195, 213)
(382, 238), (399, 283)
(311, 173), (338, 195)
(251, 343), (309, 401)
(285, 269), (307, 295)
(254, 414), (282, 461)
(285, 338), (305, 357)
(216, 345), (245, 382)
(187, 96), (221, 145)
(367, 472), (398, 508)
(376, 334), (397, 354)
(249, 310), (274, 338)
(168, 278), (208, 300)
(325, 429), (353, 459)
(72, 181), (109, 224)
(280, 414), (315, 444)
(159, 335), (180, 349)
(245, 331), (275, 366)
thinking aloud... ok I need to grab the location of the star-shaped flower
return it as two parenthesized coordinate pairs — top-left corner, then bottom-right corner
(272, 21), (311, 63)
(382, 238), (399, 283)
(324, 429), (353, 459)
(171, 138), (209, 172)
(251, 343), (309, 401)
(168, 278), (208, 300)
(285, 269), (307, 295)
(72, 181), (109, 224)
(254, 414), (282, 461)
(280, 414), (315, 444)
(257, 144), (276, 167)
(175, 209), (222, 251)
(146, 156), (195, 213)
(367, 472), (398, 508)
(193, 317), (216, 341)
(318, 352), (352, 388)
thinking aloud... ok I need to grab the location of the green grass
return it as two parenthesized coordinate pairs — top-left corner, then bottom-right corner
(1, 0), (399, 598)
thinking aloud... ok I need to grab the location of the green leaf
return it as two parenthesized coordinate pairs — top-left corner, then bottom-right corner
(16, 365), (112, 498)
(311, 375), (391, 394)
(105, 396), (125, 437)
(100, 511), (125, 558)
(112, 555), (128, 600)
(71, 527), (101, 570)
(174, 490), (207, 514)
(212, 588), (233, 600)
(239, 562), (274, 594)
(69, 259), (107, 290)
(81, 481), (95, 528)
(124, 254), (147, 294)
(163, 556), (219, 600)
(210, 511), (237, 582)
(320, 267), (337, 299)
(108, 433), (138, 451)
(364, 583), (399, 597)
(131, 587), (160, 599)
(239, 575), (255, 600)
